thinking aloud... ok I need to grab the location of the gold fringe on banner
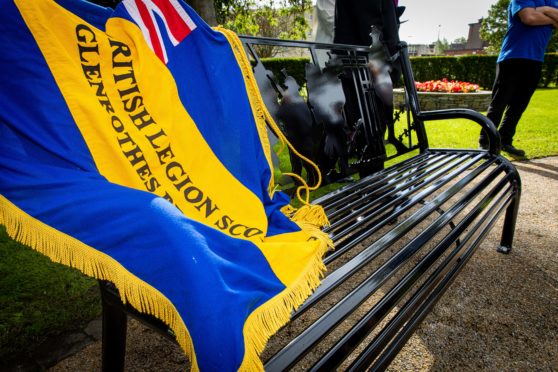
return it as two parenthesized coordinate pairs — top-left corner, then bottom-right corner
(1, 191), (332, 371)
(0, 27), (333, 372)
(216, 27), (331, 231)
(0, 195), (201, 372)
(215, 28), (335, 370)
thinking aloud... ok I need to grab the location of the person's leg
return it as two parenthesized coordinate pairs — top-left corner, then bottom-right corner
(481, 61), (516, 148)
(498, 60), (542, 150)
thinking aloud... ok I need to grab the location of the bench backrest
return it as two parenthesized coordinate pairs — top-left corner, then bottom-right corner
(239, 36), (429, 183)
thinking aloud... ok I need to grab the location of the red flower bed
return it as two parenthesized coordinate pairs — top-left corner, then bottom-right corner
(415, 78), (480, 93)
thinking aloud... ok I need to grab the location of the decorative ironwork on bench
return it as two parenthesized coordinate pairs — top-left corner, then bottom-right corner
(240, 36), (420, 186)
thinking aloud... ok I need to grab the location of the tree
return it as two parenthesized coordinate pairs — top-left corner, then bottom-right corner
(452, 37), (468, 45)
(188, 0), (217, 25)
(481, 0), (558, 54)
(187, 0), (312, 57)
(213, 0), (312, 57)
(480, 0), (510, 53)
(434, 38), (449, 55)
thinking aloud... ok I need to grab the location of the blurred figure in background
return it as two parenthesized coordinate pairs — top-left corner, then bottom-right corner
(311, 0), (336, 68)
(334, 0), (402, 176)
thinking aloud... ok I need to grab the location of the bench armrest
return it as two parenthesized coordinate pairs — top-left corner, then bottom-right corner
(417, 108), (501, 154)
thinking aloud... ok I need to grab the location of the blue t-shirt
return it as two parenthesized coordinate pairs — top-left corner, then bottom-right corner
(498, 0), (556, 63)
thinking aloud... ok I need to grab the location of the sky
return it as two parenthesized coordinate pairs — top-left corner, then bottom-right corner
(397, 0), (497, 44)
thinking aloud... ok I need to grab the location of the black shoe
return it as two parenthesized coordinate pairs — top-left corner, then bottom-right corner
(502, 144), (525, 157)
(478, 141), (489, 150)
(478, 136), (489, 150)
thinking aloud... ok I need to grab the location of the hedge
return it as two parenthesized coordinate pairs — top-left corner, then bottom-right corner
(410, 53), (558, 89)
(260, 53), (558, 90)
(261, 57), (310, 87)
(410, 55), (497, 89)
(541, 53), (558, 87)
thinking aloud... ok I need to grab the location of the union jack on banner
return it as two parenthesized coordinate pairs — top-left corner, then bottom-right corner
(123, 0), (197, 63)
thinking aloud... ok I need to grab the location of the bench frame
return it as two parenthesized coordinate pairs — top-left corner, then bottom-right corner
(99, 37), (520, 371)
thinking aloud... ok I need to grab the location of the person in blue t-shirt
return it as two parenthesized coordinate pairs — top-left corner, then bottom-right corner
(480, 0), (558, 156)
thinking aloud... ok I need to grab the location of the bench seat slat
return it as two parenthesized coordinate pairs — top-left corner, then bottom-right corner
(296, 156), (501, 318)
(267, 163), (512, 369)
(324, 153), (494, 264)
(348, 190), (516, 372)
(310, 177), (515, 371)
(324, 153), (466, 232)
(316, 153), (440, 210)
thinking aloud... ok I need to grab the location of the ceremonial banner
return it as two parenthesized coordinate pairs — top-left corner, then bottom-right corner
(0, 0), (330, 370)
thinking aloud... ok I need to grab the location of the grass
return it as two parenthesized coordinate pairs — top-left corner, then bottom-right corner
(0, 227), (101, 365)
(0, 88), (556, 365)
(280, 89), (558, 202)
(424, 88), (558, 158)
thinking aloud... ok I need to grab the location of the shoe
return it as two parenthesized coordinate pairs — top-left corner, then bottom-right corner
(478, 141), (489, 151)
(478, 136), (489, 150)
(502, 144), (525, 157)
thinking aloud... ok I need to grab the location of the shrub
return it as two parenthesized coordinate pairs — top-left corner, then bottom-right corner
(261, 57), (309, 87)
(541, 53), (558, 87)
(411, 53), (558, 89)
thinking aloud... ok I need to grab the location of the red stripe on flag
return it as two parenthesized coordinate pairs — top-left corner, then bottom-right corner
(152, 0), (193, 43)
(134, 0), (165, 61)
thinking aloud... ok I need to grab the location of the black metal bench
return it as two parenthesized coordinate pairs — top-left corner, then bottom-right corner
(99, 36), (520, 371)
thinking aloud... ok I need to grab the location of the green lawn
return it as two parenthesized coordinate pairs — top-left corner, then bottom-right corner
(0, 227), (100, 365)
(1, 88), (556, 365)
(424, 88), (558, 158)
(280, 89), (558, 201)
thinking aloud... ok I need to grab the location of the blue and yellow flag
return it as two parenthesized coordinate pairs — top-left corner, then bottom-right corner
(0, 0), (331, 370)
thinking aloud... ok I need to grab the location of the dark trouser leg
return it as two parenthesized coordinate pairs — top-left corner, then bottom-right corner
(481, 63), (512, 146)
(482, 59), (542, 146)
(498, 61), (541, 145)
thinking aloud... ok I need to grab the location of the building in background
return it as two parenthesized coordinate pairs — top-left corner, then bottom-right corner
(444, 19), (488, 56)
(407, 44), (436, 56)
(408, 19), (487, 56)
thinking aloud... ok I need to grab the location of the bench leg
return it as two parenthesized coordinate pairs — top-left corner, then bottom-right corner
(498, 189), (521, 254)
(101, 291), (127, 372)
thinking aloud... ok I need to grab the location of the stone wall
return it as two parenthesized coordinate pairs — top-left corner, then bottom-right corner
(393, 89), (492, 112)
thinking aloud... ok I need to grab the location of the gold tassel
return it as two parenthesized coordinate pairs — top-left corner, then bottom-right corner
(214, 29), (335, 371)
(215, 27), (325, 205)
(291, 204), (330, 228)
(238, 224), (331, 371)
